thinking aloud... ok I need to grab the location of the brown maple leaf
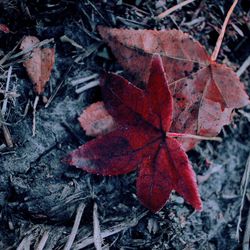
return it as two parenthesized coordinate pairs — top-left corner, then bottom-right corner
(97, 27), (249, 150)
(20, 36), (55, 95)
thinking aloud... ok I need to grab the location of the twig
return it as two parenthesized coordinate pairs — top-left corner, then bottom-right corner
(211, 0), (238, 61)
(167, 132), (222, 142)
(2, 123), (13, 147)
(9, 38), (54, 61)
(236, 154), (250, 240)
(71, 74), (99, 87)
(36, 231), (49, 250)
(243, 207), (250, 250)
(87, 0), (109, 25)
(0, 39), (22, 66)
(237, 55), (250, 77)
(60, 35), (84, 50)
(45, 65), (72, 108)
(32, 96), (39, 136)
(1, 65), (12, 115)
(0, 111), (13, 148)
(76, 80), (100, 94)
(63, 203), (86, 250)
(17, 235), (33, 250)
(155, 0), (196, 20)
(93, 203), (102, 250)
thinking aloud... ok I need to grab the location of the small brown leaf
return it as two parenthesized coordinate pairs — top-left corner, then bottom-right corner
(21, 36), (55, 95)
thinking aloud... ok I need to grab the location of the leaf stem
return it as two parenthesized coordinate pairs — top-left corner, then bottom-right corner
(167, 132), (222, 142)
(211, 0), (238, 61)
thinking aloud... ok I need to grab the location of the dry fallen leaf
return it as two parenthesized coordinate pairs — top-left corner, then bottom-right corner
(20, 36), (55, 95)
(78, 101), (116, 137)
(65, 55), (202, 212)
(98, 27), (249, 150)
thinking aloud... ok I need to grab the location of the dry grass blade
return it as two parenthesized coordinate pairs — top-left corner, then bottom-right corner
(72, 72), (99, 94)
(211, 0), (238, 61)
(0, 38), (54, 68)
(35, 231), (49, 250)
(237, 55), (250, 77)
(0, 39), (22, 67)
(16, 235), (33, 250)
(236, 154), (250, 240)
(60, 35), (84, 50)
(32, 96), (39, 136)
(73, 211), (148, 250)
(93, 203), (102, 250)
(71, 74), (99, 87)
(155, 0), (196, 20)
(45, 65), (72, 108)
(63, 202), (86, 250)
(76, 80), (100, 94)
(0, 65), (14, 148)
(0, 111), (13, 148)
(243, 208), (250, 250)
(1, 65), (12, 115)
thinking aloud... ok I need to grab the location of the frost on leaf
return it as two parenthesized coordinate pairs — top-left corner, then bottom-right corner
(66, 55), (202, 212)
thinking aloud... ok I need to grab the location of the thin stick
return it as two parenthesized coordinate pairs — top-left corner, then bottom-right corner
(45, 65), (72, 108)
(237, 54), (250, 77)
(167, 132), (222, 142)
(32, 96), (39, 136)
(1, 65), (12, 115)
(2, 123), (13, 147)
(63, 203), (86, 250)
(71, 74), (99, 86)
(60, 35), (84, 50)
(36, 231), (49, 250)
(155, 0), (196, 20)
(9, 38), (54, 61)
(211, 0), (238, 61)
(0, 39), (22, 66)
(93, 203), (102, 250)
(236, 154), (250, 240)
(243, 208), (250, 250)
(76, 80), (100, 94)
(17, 235), (33, 250)
(0, 111), (13, 148)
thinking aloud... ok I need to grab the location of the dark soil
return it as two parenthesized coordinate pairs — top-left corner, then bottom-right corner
(0, 1), (249, 249)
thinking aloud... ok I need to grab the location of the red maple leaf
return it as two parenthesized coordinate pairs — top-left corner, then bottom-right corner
(65, 55), (202, 212)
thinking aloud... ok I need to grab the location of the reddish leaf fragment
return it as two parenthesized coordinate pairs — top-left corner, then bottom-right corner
(137, 138), (202, 212)
(65, 120), (160, 176)
(98, 27), (249, 150)
(66, 55), (202, 212)
(78, 102), (115, 137)
(20, 36), (55, 95)
(0, 24), (10, 33)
